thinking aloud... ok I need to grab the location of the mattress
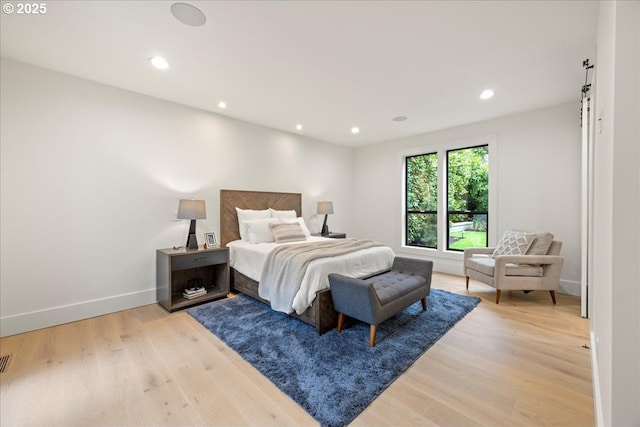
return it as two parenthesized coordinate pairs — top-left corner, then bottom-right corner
(227, 237), (395, 314)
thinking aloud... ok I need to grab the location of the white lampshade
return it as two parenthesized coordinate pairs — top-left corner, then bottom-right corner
(317, 201), (334, 215)
(177, 199), (206, 220)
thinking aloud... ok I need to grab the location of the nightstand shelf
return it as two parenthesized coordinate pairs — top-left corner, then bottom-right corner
(156, 246), (229, 312)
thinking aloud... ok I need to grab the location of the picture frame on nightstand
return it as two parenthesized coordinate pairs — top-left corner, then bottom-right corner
(205, 232), (217, 247)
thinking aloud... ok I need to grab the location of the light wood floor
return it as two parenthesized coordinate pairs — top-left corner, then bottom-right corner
(0, 273), (594, 427)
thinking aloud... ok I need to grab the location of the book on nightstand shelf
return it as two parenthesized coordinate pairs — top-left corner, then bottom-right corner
(183, 287), (207, 299)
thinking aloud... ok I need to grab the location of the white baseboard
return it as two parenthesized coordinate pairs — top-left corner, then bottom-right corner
(558, 279), (581, 296)
(0, 288), (157, 337)
(433, 260), (465, 277)
(0, 268), (582, 338)
(591, 331), (604, 427)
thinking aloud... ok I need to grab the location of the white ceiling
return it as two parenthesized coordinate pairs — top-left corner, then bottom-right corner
(0, 1), (599, 147)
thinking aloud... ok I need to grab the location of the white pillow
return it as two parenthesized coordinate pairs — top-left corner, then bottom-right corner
(245, 218), (281, 244)
(269, 208), (297, 220)
(282, 217), (312, 237)
(236, 207), (270, 241)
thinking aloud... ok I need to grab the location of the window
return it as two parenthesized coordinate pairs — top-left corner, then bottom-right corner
(446, 145), (489, 251)
(406, 152), (438, 248)
(405, 143), (489, 252)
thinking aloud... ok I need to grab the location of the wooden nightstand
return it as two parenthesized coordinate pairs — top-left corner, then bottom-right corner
(313, 232), (346, 239)
(156, 246), (229, 312)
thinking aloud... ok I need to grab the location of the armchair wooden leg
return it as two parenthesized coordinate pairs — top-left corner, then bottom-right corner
(495, 289), (501, 304)
(465, 276), (469, 289)
(337, 313), (345, 332)
(421, 297), (427, 311)
(369, 325), (377, 347)
(550, 290), (557, 304)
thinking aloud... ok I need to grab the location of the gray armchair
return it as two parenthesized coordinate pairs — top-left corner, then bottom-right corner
(464, 232), (564, 304)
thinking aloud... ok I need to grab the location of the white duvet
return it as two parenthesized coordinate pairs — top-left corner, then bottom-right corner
(227, 236), (395, 314)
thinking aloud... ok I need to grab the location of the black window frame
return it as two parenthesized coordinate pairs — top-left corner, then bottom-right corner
(405, 152), (438, 249)
(445, 144), (489, 252)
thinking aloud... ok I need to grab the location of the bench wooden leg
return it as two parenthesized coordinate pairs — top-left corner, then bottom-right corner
(550, 290), (557, 304)
(496, 289), (501, 304)
(421, 297), (427, 311)
(369, 325), (377, 347)
(337, 313), (345, 332)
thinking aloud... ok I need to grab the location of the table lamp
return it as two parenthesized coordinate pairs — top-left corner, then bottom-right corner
(317, 201), (334, 236)
(177, 199), (206, 250)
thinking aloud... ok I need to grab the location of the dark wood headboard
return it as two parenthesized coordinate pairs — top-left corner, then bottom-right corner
(220, 189), (302, 246)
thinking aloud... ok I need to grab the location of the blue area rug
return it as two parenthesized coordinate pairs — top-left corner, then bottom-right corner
(188, 289), (480, 427)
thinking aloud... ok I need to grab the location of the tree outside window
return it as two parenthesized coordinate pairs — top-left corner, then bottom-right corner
(406, 152), (437, 248)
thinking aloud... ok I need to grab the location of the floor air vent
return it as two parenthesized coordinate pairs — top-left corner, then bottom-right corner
(0, 354), (12, 373)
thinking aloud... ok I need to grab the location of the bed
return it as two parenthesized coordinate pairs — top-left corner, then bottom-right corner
(220, 189), (394, 334)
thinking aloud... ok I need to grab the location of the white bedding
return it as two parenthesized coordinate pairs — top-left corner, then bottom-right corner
(227, 237), (394, 314)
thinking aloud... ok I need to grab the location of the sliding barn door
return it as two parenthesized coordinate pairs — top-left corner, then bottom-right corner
(580, 72), (595, 318)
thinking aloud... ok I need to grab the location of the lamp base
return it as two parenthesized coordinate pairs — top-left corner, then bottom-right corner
(321, 214), (330, 236)
(186, 233), (198, 250)
(185, 219), (199, 250)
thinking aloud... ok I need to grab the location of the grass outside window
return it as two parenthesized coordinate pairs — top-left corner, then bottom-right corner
(448, 230), (487, 250)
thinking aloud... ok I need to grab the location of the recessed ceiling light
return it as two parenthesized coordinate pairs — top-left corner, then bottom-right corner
(296, 124), (303, 131)
(392, 116), (408, 122)
(218, 101), (226, 109)
(170, 3), (206, 27)
(480, 89), (495, 100)
(149, 56), (169, 70)
(351, 127), (360, 134)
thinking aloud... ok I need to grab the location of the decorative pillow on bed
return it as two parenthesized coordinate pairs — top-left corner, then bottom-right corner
(244, 218), (281, 244)
(269, 208), (297, 220)
(493, 230), (537, 257)
(269, 222), (307, 243)
(236, 208), (271, 241)
(282, 217), (312, 237)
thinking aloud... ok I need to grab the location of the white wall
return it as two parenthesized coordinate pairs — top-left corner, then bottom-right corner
(0, 58), (590, 337)
(590, 2), (640, 426)
(353, 102), (582, 295)
(0, 58), (354, 337)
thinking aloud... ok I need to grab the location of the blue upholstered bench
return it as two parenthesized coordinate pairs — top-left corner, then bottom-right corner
(328, 257), (433, 346)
